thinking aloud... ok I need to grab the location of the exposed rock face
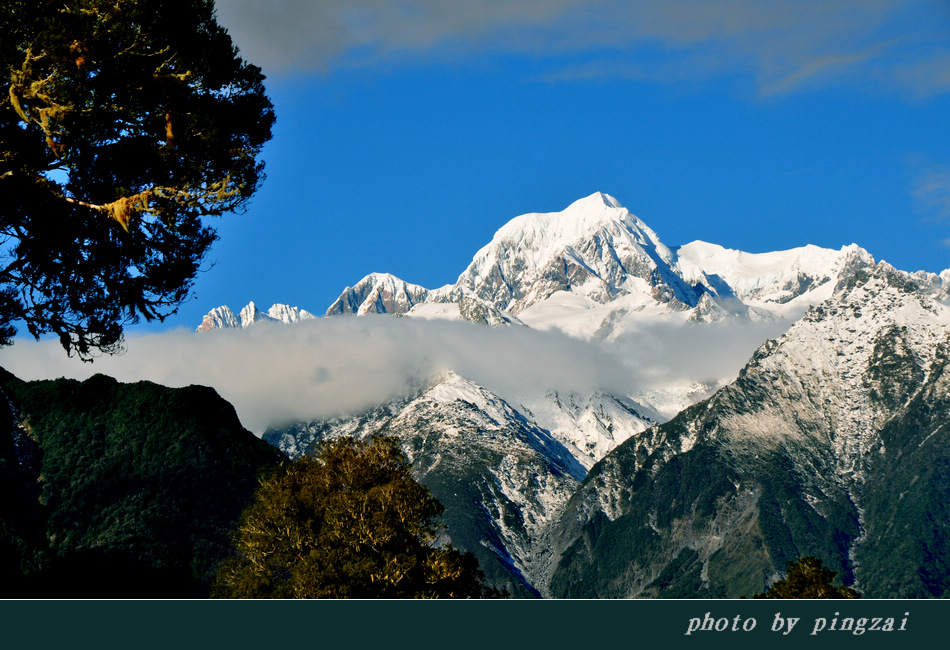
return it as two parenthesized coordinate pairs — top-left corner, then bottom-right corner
(266, 372), (588, 597)
(325, 273), (430, 316)
(195, 302), (314, 331)
(546, 256), (950, 598)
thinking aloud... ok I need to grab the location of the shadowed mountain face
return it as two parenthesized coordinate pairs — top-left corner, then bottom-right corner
(266, 372), (586, 598)
(0, 369), (284, 598)
(546, 258), (950, 598)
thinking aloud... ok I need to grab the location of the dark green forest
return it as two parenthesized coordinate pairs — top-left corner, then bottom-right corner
(0, 367), (284, 597)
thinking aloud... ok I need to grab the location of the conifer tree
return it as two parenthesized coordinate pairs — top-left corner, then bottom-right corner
(212, 435), (502, 599)
(755, 556), (861, 599)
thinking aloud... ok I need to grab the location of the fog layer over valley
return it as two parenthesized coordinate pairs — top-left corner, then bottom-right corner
(0, 314), (785, 434)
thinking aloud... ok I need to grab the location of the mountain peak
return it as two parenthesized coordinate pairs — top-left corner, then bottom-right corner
(455, 192), (690, 314)
(195, 305), (239, 331)
(567, 191), (623, 211)
(325, 273), (430, 317)
(266, 304), (316, 324)
(239, 302), (263, 328)
(196, 302), (312, 331)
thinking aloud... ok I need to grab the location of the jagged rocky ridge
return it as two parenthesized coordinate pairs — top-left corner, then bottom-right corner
(196, 301), (315, 331)
(325, 273), (430, 316)
(546, 252), (950, 598)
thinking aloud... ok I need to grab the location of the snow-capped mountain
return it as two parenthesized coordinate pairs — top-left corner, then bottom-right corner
(308, 192), (874, 420)
(196, 191), (917, 488)
(511, 390), (656, 468)
(264, 303), (316, 325)
(325, 273), (430, 316)
(195, 301), (314, 331)
(265, 371), (587, 596)
(196, 192), (866, 422)
(319, 192), (863, 338)
(448, 192), (701, 313)
(195, 305), (242, 331)
(199, 192), (862, 337)
(546, 251), (950, 598)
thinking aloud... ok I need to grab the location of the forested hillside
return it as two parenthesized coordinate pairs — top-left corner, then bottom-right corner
(0, 368), (283, 597)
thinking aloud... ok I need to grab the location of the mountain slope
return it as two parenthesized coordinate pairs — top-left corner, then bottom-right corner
(325, 273), (430, 316)
(546, 253), (950, 598)
(266, 372), (589, 597)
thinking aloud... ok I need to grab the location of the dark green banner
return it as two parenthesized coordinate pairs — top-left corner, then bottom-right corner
(3, 599), (945, 649)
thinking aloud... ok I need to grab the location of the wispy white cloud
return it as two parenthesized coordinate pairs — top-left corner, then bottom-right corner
(216, 0), (950, 97)
(756, 47), (885, 97)
(912, 164), (950, 221)
(215, 0), (587, 73)
(0, 316), (784, 433)
(889, 50), (950, 97)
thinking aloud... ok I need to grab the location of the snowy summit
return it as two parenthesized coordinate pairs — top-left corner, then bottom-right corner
(197, 192), (896, 338)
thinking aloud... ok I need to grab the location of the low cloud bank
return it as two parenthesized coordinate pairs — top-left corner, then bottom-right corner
(0, 316), (786, 434)
(610, 318), (789, 389)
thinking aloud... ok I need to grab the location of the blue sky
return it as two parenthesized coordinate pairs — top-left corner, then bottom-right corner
(152, 1), (950, 330)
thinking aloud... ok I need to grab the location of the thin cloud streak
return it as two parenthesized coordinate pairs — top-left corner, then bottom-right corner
(0, 316), (785, 434)
(912, 164), (950, 221)
(216, 0), (950, 96)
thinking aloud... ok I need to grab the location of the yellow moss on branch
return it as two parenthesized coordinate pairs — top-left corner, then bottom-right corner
(103, 194), (150, 231)
(64, 191), (153, 231)
(52, 176), (245, 231)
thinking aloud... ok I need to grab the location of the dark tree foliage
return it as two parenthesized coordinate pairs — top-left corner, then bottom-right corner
(0, 368), (284, 597)
(0, 0), (274, 358)
(0, 373), (45, 592)
(213, 435), (503, 599)
(755, 556), (861, 599)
